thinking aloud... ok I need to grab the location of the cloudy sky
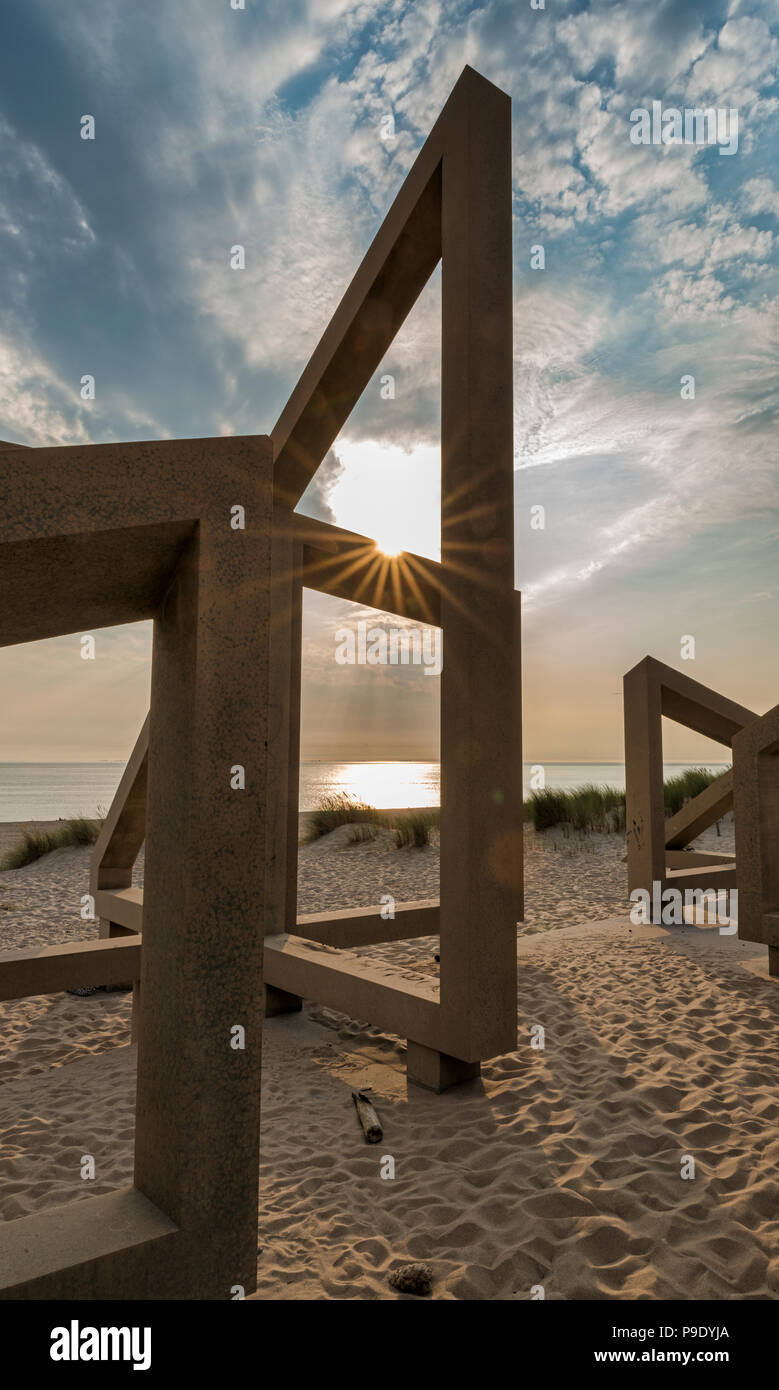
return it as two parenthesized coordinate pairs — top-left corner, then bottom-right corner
(0, 0), (777, 765)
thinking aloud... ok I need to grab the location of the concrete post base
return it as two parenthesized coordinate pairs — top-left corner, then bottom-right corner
(407, 1041), (481, 1092)
(264, 983), (303, 1018)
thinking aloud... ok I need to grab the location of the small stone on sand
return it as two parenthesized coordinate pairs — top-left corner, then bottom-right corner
(388, 1262), (433, 1296)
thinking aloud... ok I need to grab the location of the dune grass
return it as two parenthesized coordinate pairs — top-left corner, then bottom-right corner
(0, 816), (104, 871)
(525, 767), (725, 834)
(392, 812), (439, 849)
(305, 794), (440, 848)
(661, 767), (722, 817)
(3, 770), (726, 869)
(304, 793), (380, 842)
(526, 784), (627, 834)
(346, 822), (379, 846)
(300, 767), (729, 848)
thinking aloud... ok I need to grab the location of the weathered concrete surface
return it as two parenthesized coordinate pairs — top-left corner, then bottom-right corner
(0, 433), (272, 1298)
(624, 656), (755, 902)
(266, 66), (522, 1077)
(0, 936), (141, 1001)
(733, 703), (779, 975)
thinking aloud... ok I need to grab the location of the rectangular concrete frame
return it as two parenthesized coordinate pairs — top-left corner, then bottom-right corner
(733, 704), (779, 976)
(0, 434), (272, 1298)
(623, 657), (755, 911)
(266, 65), (523, 1088)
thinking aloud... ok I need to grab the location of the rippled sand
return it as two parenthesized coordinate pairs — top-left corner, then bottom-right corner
(1, 817), (776, 1300)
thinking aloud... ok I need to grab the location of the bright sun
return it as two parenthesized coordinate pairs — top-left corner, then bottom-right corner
(375, 535), (404, 558)
(327, 440), (441, 561)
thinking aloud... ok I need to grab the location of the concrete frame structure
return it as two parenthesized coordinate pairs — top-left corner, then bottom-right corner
(625, 658), (779, 977)
(0, 65), (521, 1301)
(85, 66), (523, 1095)
(623, 655), (756, 903)
(733, 705), (779, 977)
(266, 65), (522, 1089)
(0, 435), (273, 1298)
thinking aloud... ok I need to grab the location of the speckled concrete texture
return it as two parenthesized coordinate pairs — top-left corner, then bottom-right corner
(0, 433), (272, 1297)
(733, 703), (779, 974)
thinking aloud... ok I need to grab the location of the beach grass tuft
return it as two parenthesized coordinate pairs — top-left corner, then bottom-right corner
(525, 767), (723, 834)
(392, 812), (438, 849)
(661, 767), (721, 817)
(346, 822), (379, 846)
(304, 793), (379, 842)
(0, 816), (104, 871)
(306, 796), (440, 847)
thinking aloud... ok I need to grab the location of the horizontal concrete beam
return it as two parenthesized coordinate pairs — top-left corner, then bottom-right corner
(94, 887), (144, 933)
(263, 933), (454, 1054)
(296, 899), (439, 948)
(92, 888), (440, 949)
(0, 936), (141, 1001)
(665, 863), (737, 892)
(0, 1187), (176, 1298)
(665, 851), (736, 869)
(294, 514), (442, 625)
(633, 657), (756, 745)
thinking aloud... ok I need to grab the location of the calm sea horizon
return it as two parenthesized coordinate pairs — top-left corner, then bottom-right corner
(0, 759), (732, 822)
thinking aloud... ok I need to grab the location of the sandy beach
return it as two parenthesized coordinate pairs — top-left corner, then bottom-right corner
(1, 816), (777, 1300)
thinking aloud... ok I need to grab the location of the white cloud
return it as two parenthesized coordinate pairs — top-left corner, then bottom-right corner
(742, 175), (779, 216)
(3, 0), (777, 632)
(0, 334), (92, 446)
(638, 205), (774, 271)
(558, 3), (710, 93)
(687, 16), (779, 106)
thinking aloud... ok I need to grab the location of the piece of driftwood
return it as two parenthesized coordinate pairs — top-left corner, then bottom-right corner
(352, 1090), (383, 1143)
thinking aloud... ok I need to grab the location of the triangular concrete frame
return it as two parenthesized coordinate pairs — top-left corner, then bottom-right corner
(92, 67), (523, 1093)
(264, 65), (522, 1089)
